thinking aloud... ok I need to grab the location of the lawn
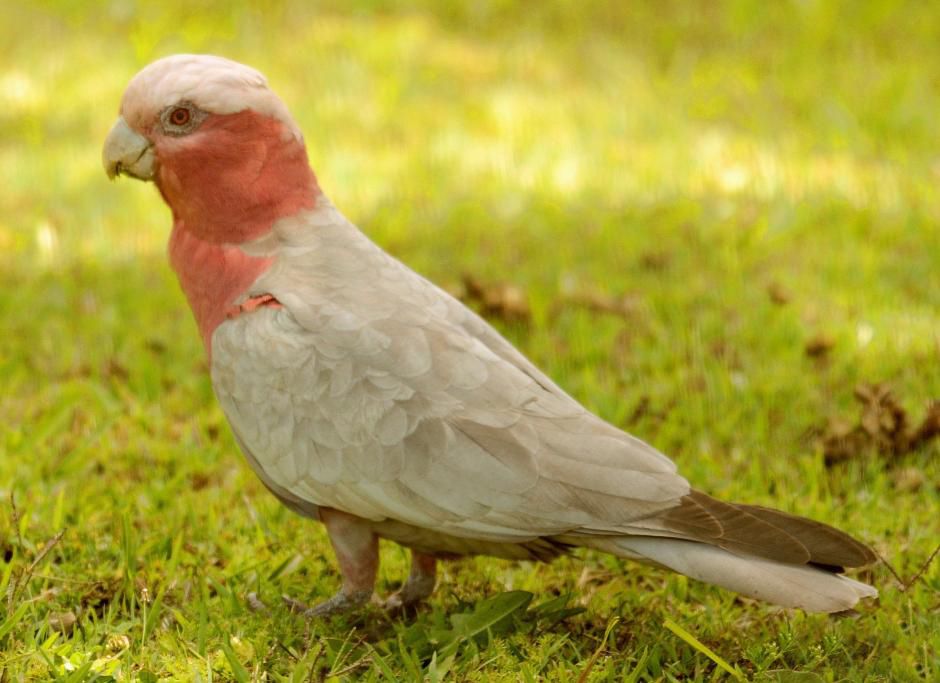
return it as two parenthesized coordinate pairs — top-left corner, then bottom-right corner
(1, 1), (938, 680)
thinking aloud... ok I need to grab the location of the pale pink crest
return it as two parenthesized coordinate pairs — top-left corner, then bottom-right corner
(120, 54), (301, 140)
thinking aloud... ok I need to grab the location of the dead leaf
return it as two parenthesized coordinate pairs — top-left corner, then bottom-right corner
(80, 579), (120, 616)
(639, 250), (671, 270)
(821, 384), (940, 466)
(855, 383), (909, 452)
(145, 339), (167, 355)
(105, 358), (129, 382)
(626, 396), (651, 424)
(461, 274), (530, 323)
(821, 417), (865, 466)
(805, 334), (835, 359)
(567, 291), (641, 318)
(190, 472), (211, 491)
(48, 611), (77, 634)
(576, 566), (614, 591)
(909, 401), (940, 451)
(576, 566), (615, 607)
(766, 282), (791, 306)
(891, 467), (926, 493)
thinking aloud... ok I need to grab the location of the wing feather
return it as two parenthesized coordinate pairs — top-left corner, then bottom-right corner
(211, 203), (690, 542)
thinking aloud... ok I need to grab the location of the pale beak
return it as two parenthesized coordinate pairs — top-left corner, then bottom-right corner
(102, 116), (155, 180)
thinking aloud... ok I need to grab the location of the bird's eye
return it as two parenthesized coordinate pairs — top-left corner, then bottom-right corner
(160, 101), (204, 136)
(169, 107), (191, 126)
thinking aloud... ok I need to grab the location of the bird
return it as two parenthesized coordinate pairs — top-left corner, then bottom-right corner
(103, 54), (877, 617)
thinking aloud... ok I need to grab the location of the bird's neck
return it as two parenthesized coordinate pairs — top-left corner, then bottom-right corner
(158, 109), (321, 353)
(168, 223), (275, 355)
(156, 109), (321, 244)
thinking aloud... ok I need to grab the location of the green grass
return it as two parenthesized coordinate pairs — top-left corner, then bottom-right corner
(1, 1), (938, 680)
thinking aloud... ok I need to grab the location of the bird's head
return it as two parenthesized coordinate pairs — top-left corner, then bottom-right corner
(102, 54), (319, 243)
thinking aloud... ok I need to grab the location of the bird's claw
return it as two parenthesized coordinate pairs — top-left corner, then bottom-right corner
(383, 573), (437, 615)
(282, 590), (372, 618)
(383, 591), (419, 615)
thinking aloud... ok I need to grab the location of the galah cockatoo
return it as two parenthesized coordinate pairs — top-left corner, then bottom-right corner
(103, 54), (877, 616)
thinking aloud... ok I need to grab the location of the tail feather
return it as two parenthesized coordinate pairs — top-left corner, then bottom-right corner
(600, 536), (878, 613)
(731, 503), (875, 569)
(653, 490), (877, 570)
(576, 489), (879, 612)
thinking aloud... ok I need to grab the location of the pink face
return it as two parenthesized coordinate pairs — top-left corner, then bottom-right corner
(177, 112), (311, 241)
(121, 96), (318, 244)
(103, 54), (320, 244)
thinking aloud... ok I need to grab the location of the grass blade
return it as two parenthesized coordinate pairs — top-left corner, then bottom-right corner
(0, 602), (30, 642)
(663, 617), (743, 680)
(220, 638), (251, 683)
(577, 616), (619, 683)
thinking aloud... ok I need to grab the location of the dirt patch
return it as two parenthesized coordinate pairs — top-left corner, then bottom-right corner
(80, 577), (122, 617)
(805, 333), (835, 359)
(460, 274), (531, 323)
(821, 383), (940, 466)
(766, 281), (791, 306)
(557, 291), (642, 319)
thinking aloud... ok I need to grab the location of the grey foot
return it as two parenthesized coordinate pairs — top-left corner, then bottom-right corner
(384, 572), (436, 614)
(282, 589), (373, 618)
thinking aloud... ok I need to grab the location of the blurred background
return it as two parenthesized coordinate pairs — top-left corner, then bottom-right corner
(4, 1), (940, 259)
(3, 0), (936, 470)
(0, 1), (937, 679)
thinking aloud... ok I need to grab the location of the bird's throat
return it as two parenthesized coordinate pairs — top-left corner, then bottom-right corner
(168, 223), (275, 355)
(156, 109), (322, 354)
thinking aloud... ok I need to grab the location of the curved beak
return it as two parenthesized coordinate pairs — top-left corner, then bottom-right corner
(102, 117), (154, 181)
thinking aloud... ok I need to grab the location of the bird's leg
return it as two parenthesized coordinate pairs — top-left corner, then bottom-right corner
(284, 508), (378, 618)
(385, 550), (437, 613)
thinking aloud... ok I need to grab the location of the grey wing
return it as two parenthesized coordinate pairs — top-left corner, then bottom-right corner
(211, 208), (690, 542)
